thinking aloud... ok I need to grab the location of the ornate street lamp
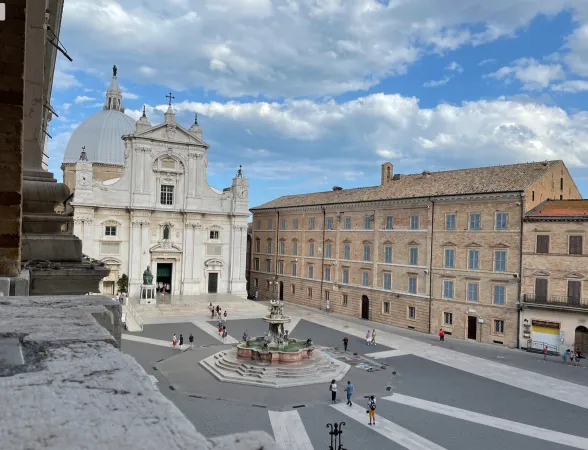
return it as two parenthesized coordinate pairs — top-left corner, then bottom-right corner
(327, 422), (346, 450)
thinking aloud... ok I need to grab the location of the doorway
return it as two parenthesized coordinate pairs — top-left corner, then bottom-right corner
(102, 281), (115, 295)
(575, 326), (588, 353)
(208, 273), (218, 294)
(279, 281), (284, 301)
(156, 263), (173, 293)
(467, 316), (477, 340)
(361, 295), (370, 320)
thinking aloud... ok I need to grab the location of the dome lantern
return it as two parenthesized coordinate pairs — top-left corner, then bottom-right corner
(104, 64), (124, 113)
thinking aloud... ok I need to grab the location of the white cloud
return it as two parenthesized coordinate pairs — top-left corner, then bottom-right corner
(61, 103), (71, 113)
(53, 69), (81, 90)
(423, 76), (452, 88)
(124, 92), (140, 100)
(551, 80), (588, 93)
(487, 58), (565, 90)
(74, 95), (95, 104)
(564, 23), (588, 77)
(446, 61), (463, 73)
(60, 0), (580, 97)
(478, 58), (496, 66)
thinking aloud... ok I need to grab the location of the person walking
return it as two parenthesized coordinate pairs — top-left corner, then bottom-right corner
(367, 396), (376, 425)
(344, 381), (354, 406)
(222, 326), (228, 341)
(371, 329), (377, 346)
(543, 345), (548, 361)
(439, 329), (445, 342)
(563, 349), (569, 364)
(223, 310), (228, 321)
(342, 337), (349, 352)
(329, 379), (337, 404)
(255, 289), (259, 300)
(366, 329), (372, 346)
(179, 334), (184, 351)
(210, 303), (214, 319)
(189, 333), (194, 349)
(576, 349), (583, 366)
(218, 323), (223, 337)
(172, 333), (177, 350)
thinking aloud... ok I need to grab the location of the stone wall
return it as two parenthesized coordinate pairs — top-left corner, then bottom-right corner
(524, 161), (582, 211)
(0, 295), (278, 450)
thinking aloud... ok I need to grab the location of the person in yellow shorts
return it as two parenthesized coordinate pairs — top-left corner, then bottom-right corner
(367, 395), (376, 425)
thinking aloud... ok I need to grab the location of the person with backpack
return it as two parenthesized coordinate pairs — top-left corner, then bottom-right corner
(367, 396), (376, 425)
(189, 333), (194, 349)
(342, 337), (349, 352)
(329, 379), (337, 404)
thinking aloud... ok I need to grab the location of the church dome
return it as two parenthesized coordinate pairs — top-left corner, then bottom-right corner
(62, 65), (136, 165)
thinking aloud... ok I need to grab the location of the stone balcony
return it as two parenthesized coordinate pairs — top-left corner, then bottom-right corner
(0, 295), (278, 450)
(522, 293), (588, 310)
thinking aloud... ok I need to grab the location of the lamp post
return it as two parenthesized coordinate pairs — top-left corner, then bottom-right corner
(327, 422), (346, 450)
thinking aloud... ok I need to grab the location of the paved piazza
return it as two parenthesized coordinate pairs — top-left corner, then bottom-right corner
(122, 299), (588, 450)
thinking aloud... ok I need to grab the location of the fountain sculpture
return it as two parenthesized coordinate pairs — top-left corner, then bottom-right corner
(236, 299), (314, 363)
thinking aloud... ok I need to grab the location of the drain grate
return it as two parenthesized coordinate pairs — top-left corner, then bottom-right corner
(169, 385), (176, 391)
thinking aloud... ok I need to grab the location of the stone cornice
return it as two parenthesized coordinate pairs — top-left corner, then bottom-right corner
(525, 216), (588, 223)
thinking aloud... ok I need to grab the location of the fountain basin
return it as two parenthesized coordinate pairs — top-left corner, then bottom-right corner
(262, 315), (291, 324)
(237, 338), (313, 363)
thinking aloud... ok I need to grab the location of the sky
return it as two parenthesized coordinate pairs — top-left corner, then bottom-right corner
(48, 0), (588, 209)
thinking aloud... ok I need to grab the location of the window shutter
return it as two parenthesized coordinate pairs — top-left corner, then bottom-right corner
(569, 236), (583, 255)
(536, 235), (549, 254)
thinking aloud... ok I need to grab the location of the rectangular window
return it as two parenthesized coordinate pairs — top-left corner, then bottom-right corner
(467, 283), (479, 302)
(160, 185), (174, 205)
(569, 236), (583, 255)
(362, 271), (369, 287)
(267, 219), (273, 230)
(308, 265), (314, 278)
(254, 278), (259, 288)
(409, 247), (418, 265)
(210, 230), (219, 240)
(309, 218), (315, 230)
(408, 306), (416, 320)
(444, 312), (453, 326)
(325, 290), (330, 301)
(105, 225), (117, 236)
(444, 249), (455, 268)
(291, 284), (295, 294)
(363, 245), (371, 261)
(384, 246), (392, 264)
(309, 242), (315, 257)
(344, 217), (351, 230)
(325, 267), (331, 281)
(291, 263), (297, 276)
(307, 287), (312, 298)
(569, 280), (582, 301)
(343, 294), (348, 306)
(386, 216), (393, 230)
(443, 280), (454, 299)
(267, 241), (272, 253)
(265, 260), (271, 272)
(410, 215), (419, 230)
(383, 273), (391, 290)
(494, 250), (507, 272)
(255, 239), (260, 252)
(536, 235), (550, 254)
(445, 214), (456, 231)
(254, 258), (260, 271)
(384, 302), (390, 313)
(342, 269), (349, 284)
(344, 244), (350, 260)
(279, 241), (285, 255)
(293, 241), (298, 256)
(325, 243), (332, 258)
(364, 216), (371, 229)
(256, 221), (261, 230)
(494, 319), (505, 335)
(327, 217), (333, 230)
(408, 276), (417, 294)
(493, 285), (506, 305)
(469, 213), (481, 230)
(281, 219), (287, 230)
(278, 262), (284, 274)
(561, 177), (564, 190)
(293, 218), (299, 230)
(468, 249), (480, 270)
(495, 212), (508, 230)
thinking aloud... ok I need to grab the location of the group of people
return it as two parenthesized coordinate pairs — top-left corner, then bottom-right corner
(329, 380), (378, 426)
(561, 348), (583, 365)
(172, 333), (194, 350)
(114, 292), (126, 305)
(366, 329), (377, 345)
(210, 303), (229, 340)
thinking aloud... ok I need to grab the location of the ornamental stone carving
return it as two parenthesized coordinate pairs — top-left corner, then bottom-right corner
(166, 125), (176, 140)
(135, 147), (151, 153)
(186, 222), (202, 229)
(132, 220), (149, 227)
(233, 225), (247, 231)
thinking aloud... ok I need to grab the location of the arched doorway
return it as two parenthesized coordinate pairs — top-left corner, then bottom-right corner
(279, 281), (284, 301)
(574, 326), (588, 353)
(361, 295), (370, 320)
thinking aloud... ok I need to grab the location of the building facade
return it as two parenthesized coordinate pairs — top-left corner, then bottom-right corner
(250, 160), (581, 347)
(66, 69), (249, 298)
(520, 199), (588, 353)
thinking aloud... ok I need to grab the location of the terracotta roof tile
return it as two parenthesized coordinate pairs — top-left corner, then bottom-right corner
(252, 160), (562, 210)
(526, 199), (588, 218)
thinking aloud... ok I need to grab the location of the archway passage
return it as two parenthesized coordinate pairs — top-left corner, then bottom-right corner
(279, 281), (284, 300)
(361, 295), (370, 320)
(575, 326), (588, 353)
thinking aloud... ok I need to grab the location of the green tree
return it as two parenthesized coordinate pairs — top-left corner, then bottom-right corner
(117, 274), (129, 294)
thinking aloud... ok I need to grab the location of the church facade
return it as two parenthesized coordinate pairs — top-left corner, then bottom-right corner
(66, 68), (249, 298)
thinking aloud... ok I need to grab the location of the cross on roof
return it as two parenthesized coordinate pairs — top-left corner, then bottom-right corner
(166, 91), (175, 106)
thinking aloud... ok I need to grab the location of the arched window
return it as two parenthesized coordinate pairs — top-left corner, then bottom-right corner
(163, 225), (170, 240)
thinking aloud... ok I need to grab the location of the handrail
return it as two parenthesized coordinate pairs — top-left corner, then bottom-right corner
(125, 301), (144, 331)
(523, 293), (588, 309)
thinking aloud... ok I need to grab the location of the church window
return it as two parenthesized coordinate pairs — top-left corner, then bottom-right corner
(160, 185), (174, 205)
(210, 230), (219, 240)
(163, 225), (170, 240)
(105, 225), (117, 236)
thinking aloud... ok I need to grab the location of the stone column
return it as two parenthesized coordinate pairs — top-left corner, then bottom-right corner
(193, 224), (202, 284)
(129, 222), (142, 288)
(183, 223), (194, 281)
(141, 222), (150, 276)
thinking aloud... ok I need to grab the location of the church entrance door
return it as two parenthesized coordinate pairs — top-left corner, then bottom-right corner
(208, 273), (218, 294)
(156, 263), (173, 294)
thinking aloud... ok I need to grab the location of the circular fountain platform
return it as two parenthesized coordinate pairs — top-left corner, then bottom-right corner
(236, 338), (313, 363)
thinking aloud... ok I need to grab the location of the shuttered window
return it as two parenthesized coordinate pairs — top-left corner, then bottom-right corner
(536, 235), (549, 254)
(569, 236), (583, 255)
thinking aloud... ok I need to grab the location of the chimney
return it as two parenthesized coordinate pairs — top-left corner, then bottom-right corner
(381, 162), (394, 185)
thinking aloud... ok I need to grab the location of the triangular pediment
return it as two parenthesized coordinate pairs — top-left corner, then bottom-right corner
(491, 243), (510, 249)
(342, 238), (351, 244)
(442, 241), (457, 247)
(565, 272), (585, 279)
(408, 240), (420, 246)
(150, 242), (182, 253)
(383, 240), (393, 245)
(133, 123), (209, 147)
(532, 270), (550, 277)
(466, 242), (482, 248)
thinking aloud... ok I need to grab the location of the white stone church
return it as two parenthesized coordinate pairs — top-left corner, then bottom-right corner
(61, 67), (249, 298)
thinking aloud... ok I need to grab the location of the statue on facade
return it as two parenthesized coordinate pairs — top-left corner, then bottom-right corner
(236, 165), (243, 178)
(143, 266), (154, 285)
(113, 65), (117, 77)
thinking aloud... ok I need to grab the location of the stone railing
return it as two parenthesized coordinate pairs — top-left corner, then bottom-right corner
(0, 295), (278, 450)
(126, 299), (144, 331)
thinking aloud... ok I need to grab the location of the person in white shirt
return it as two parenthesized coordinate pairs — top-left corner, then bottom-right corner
(367, 396), (376, 425)
(329, 380), (337, 404)
(366, 329), (372, 345)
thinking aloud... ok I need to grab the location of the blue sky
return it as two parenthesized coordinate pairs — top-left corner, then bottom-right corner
(49, 1), (588, 208)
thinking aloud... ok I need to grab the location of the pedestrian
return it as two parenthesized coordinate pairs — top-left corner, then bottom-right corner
(255, 289), (259, 300)
(342, 337), (349, 352)
(223, 310), (228, 321)
(372, 329), (377, 346)
(563, 349), (569, 364)
(543, 345), (548, 361)
(115, 292), (120, 303)
(222, 326), (228, 341)
(218, 323), (223, 337)
(570, 351), (575, 366)
(366, 329), (372, 346)
(576, 349), (583, 366)
(344, 381), (354, 406)
(367, 396), (376, 425)
(189, 333), (194, 349)
(179, 334), (184, 350)
(439, 329), (445, 342)
(210, 303), (214, 318)
(329, 379), (337, 404)
(172, 333), (177, 349)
